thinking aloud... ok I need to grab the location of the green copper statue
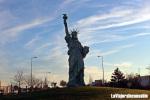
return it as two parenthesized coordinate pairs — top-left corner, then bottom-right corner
(63, 14), (89, 87)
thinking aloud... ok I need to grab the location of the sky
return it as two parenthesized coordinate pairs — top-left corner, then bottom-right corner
(0, 0), (150, 86)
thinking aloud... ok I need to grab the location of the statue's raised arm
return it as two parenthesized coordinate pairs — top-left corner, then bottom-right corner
(63, 14), (69, 36)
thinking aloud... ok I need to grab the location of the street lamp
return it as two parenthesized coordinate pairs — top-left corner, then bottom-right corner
(46, 72), (51, 87)
(97, 56), (104, 84)
(31, 56), (38, 88)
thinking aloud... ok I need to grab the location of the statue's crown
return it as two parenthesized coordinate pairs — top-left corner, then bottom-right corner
(71, 29), (79, 35)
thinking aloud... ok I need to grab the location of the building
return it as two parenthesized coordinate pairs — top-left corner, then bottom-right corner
(91, 80), (102, 86)
(139, 75), (150, 88)
(0, 85), (12, 94)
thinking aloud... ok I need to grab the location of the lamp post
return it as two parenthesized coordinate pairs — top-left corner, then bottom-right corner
(31, 56), (38, 88)
(46, 72), (51, 87)
(97, 56), (104, 84)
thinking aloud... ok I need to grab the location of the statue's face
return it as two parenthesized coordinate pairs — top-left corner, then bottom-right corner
(71, 32), (78, 39)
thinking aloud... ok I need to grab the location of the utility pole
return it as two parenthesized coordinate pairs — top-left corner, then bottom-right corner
(31, 56), (38, 88)
(97, 56), (104, 85)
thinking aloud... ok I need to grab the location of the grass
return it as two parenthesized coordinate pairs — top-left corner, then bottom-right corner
(1, 86), (150, 100)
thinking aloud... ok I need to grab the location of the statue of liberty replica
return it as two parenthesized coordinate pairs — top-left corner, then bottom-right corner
(63, 14), (89, 87)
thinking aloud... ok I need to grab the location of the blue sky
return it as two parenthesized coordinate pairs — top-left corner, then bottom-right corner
(0, 0), (150, 85)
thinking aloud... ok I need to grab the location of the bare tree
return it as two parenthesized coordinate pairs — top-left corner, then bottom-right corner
(24, 75), (43, 88)
(13, 70), (24, 88)
(43, 77), (48, 89)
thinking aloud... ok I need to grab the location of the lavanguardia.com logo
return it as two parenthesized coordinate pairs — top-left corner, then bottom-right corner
(111, 94), (148, 99)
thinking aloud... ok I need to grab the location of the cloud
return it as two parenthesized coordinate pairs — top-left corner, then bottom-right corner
(77, 3), (150, 31)
(133, 32), (150, 37)
(0, 0), (77, 45)
(84, 66), (101, 83)
(85, 66), (100, 75)
(0, 10), (16, 30)
(114, 62), (132, 68)
(25, 36), (41, 48)
(34, 43), (54, 52)
(75, 2), (150, 46)
(35, 34), (68, 68)
(87, 44), (135, 59)
(102, 44), (135, 56)
(77, 9), (132, 28)
(84, 66), (112, 83)
(79, 31), (150, 48)
(74, 7), (150, 48)
(0, 17), (54, 44)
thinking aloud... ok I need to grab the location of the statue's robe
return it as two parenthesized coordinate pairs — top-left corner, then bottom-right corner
(65, 34), (85, 87)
